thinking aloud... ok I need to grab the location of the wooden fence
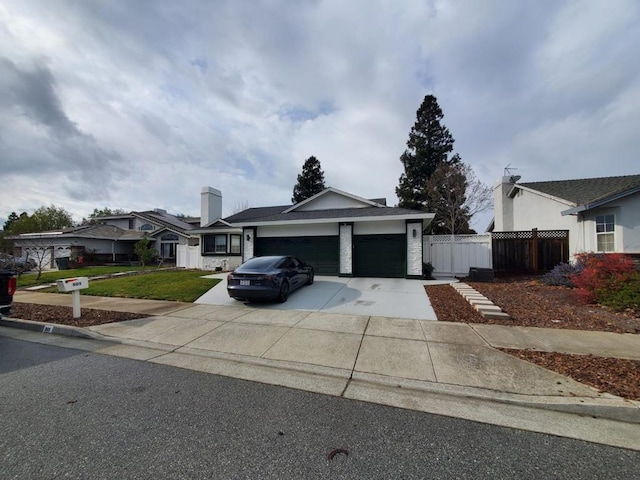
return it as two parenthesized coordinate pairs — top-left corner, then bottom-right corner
(491, 229), (569, 273)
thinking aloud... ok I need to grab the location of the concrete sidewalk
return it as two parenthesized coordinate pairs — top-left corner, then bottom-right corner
(4, 293), (640, 451)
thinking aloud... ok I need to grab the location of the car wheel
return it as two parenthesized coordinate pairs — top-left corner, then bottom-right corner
(278, 281), (290, 303)
(307, 270), (314, 285)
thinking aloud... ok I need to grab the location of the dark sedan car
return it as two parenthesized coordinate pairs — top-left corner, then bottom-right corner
(227, 255), (314, 302)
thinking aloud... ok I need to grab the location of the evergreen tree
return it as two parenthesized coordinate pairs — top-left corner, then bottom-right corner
(4, 206), (74, 234)
(3, 212), (21, 231)
(292, 156), (326, 203)
(396, 95), (460, 211)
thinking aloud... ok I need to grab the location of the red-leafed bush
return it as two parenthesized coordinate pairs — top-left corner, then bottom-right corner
(572, 253), (635, 304)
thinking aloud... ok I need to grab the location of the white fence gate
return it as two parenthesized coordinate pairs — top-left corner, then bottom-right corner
(177, 245), (200, 269)
(424, 234), (492, 276)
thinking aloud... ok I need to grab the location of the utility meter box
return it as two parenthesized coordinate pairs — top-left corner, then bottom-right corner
(56, 277), (89, 292)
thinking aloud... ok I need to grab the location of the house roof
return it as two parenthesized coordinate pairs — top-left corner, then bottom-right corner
(515, 174), (640, 215)
(135, 210), (195, 233)
(10, 224), (146, 241)
(225, 199), (432, 227)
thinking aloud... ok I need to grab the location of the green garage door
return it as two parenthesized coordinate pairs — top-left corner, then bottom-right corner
(353, 234), (406, 278)
(256, 236), (339, 275)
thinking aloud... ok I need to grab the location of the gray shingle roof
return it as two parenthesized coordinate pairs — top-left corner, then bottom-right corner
(520, 174), (640, 205)
(224, 204), (426, 224)
(136, 211), (195, 232)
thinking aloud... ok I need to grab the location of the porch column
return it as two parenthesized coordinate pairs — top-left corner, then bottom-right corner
(406, 221), (423, 278)
(243, 227), (256, 262)
(339, 223), (353, 276)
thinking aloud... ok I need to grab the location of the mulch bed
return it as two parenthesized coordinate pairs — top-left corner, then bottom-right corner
(8, 303), (148, 328)
(426, 279), (640, 401)
(499, 349), (640, 401)
(426, 279), (640, 333)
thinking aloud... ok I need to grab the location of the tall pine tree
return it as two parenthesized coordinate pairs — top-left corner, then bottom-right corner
(396, 95), (460, 212)
(292, 156), (326, 203)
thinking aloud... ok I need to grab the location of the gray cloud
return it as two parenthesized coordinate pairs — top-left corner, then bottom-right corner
(0, 57), (123, 201)
(0, 0), (637, 230)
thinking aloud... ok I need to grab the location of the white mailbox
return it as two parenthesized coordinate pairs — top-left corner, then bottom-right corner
(56, 277), (89, 292)
(56, 277), (89, 318)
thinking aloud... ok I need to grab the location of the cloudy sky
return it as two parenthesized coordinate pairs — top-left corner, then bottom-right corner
(1, 0), (638, 231)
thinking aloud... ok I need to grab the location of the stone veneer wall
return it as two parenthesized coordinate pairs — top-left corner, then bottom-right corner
(339, 223), (353, 275)
(243, 229), (254, 261)
(406, 222), (423, 277)
(201, 256), (242, 271)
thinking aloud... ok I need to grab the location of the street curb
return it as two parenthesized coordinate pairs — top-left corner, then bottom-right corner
(348, 372), (640, 425)
(2, 317), (639, 425)
(0, 317), (100, 340)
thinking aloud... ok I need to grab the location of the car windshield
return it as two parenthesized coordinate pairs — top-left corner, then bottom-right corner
(236, 256), (282, 272)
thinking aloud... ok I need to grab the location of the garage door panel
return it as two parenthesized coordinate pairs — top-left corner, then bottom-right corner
(354, 234), (405, 278)
(256, 236), (339, 275)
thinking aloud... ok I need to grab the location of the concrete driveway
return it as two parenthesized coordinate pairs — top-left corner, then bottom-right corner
(195, 274), (437, 320)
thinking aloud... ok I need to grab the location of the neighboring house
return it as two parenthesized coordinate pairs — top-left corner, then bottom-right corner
(491, 174), (640, 257)
(9, 188), (234, 269)
(92, 209), (200, 260)
(219, 187), (434, 278)
(9, 224), (146, 269)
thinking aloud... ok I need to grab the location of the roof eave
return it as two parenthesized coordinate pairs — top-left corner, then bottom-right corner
(232, 213), (435, 227)
(561, 185), (640, 216)
(284, 187), (382, 213)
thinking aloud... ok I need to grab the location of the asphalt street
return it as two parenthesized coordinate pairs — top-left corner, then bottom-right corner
(1, 336), (638, 480)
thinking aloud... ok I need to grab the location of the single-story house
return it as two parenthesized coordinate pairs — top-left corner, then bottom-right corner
(9, 224), (146, 269)
(8, 189), (230, 269)
(189, 187), (434, 278)
(491, 173), (640, 257)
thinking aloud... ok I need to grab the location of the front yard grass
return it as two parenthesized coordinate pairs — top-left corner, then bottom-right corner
(81, 270), (221, 302)
(16, 266), (155, 288)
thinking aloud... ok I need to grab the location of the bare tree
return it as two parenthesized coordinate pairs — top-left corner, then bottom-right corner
(17, 237), (57, 281)
(424, 162), (492, 235)
(233, 199), (250, 214)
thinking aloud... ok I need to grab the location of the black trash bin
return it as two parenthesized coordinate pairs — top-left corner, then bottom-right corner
(468, 267), (494, 282)
(56, 257), (70, 270)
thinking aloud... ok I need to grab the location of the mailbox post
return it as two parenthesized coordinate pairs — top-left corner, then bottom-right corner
(56, 277), (89, 318)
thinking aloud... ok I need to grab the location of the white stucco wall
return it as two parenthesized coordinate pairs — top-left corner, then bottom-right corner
(257, 224), (339, 237)
(353, 220), (405, 235)
(295, 191), (369, 211)
(495, 186), (640, 256)
(578, 193), (640, 253)
(406, 222), (423, 277)
(495, 188), (581, 256)
(339, 223), (353, 275)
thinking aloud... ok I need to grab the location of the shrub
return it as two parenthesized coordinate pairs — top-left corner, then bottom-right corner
(572, 253), (635, 304)
(423, 262), (434, 279)
(540, 261), (583, 287)
(134, 238), (156, 268)
(598, 273), (640, 314)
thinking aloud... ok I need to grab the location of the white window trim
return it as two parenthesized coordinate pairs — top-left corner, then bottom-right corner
(595, 213), (615, 252)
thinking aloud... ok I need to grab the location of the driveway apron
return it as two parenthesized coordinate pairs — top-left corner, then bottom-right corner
(195, 274), (436, 320)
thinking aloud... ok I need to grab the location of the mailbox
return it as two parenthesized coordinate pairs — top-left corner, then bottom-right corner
(56, 277), (89, 292)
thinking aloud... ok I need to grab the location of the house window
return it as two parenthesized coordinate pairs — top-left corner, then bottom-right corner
(140, 224), (154, 231)
(202, 234), (241, 255)
(595, 214), (615, 252)
(230, 234), (241, 254)
(160, 233), (180, 259)
(214, 235), (227, 253)
(203, 234), (228, 255)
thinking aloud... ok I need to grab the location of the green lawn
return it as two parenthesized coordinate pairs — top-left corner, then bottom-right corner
(16, 266), (155, 288)
(80, 270), (221, 302)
